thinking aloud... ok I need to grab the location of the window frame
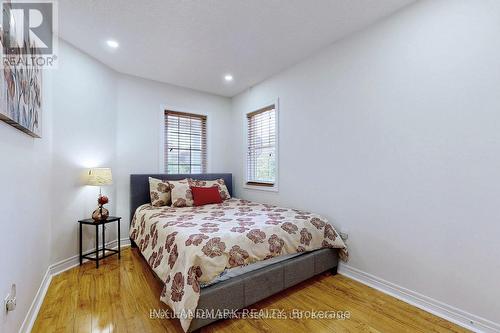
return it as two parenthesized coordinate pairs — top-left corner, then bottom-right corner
(162, 109), (207, 174)
(244, 99), (279, 192)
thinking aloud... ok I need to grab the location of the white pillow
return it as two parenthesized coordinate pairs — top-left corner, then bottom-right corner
(169, 179), (194, 207)
(148, 177), (171, 207)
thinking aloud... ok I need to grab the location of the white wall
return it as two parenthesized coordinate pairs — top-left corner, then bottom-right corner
(231, 0), (500, 325)
(0, 72), (53, 333)
(49, 41), (118, 263)
(50, 41), (232, 262)
(115, 74), (232, 234)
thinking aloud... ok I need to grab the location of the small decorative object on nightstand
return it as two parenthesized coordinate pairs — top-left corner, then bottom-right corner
(92, 195), (110, 221)
(86, 167), (112, 221)
(78, 216), (121, 268)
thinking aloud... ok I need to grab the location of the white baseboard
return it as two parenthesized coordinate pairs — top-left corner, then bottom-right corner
(19, 238), (131, 333)
(338, 264), (500, 333)
(18, 267), (52, 333)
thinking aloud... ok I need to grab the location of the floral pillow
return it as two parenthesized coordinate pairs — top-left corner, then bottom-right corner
(189, 178), (231, 200)
(149, 177), (171, 207)
(169, 179), (194, 207)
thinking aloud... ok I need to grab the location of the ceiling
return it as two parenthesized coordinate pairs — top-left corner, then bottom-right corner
(58, 0), (414, 97)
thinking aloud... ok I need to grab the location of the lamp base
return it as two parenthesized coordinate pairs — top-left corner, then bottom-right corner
(92, 205), (109, 221)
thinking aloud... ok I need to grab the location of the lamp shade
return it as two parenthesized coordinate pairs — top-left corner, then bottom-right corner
(87, 168), (112, 186)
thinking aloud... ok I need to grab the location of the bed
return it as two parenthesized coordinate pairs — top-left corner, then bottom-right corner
(129, 173), (347, 332)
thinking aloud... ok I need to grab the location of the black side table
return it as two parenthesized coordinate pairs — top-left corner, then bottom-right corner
(78, 216), (121, 268)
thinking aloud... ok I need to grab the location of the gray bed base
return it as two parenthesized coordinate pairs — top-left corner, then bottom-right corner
(129, 173), (339, 332)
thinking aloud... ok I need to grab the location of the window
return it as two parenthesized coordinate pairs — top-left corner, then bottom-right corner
(246, 105), (277, 187)
(165, 110), (207, 174)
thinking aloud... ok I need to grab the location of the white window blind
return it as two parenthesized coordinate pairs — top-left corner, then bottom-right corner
(247, 105), (277, 186)
(165, 110), (207, 174)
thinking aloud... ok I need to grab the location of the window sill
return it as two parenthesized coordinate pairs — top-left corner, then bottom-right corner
(243, 184), (279, 192)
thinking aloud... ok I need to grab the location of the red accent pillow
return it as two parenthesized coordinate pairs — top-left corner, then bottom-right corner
(191, 186), (223, 206)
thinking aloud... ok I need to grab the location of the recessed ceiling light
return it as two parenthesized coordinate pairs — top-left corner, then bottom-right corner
(224, 74), (233, 82)
(106, 40), (119, 48)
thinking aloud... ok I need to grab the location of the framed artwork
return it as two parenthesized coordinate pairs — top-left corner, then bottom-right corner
(0, 12), (43, 138)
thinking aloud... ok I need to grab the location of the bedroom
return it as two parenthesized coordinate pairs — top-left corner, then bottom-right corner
(0, 0), (499, 332)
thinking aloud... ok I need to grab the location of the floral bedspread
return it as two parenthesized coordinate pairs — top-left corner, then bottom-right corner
(130, 198), (347, 332)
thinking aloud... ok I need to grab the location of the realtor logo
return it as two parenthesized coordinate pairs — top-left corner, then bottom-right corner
(1, 0), (58, 67)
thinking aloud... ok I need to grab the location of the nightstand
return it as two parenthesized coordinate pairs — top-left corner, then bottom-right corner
(78, 216), (121, 268)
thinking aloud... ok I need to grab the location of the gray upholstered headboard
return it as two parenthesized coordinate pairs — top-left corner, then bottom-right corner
(130, 173), (233, 225)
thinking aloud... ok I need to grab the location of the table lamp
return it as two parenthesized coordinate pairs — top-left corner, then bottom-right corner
(87, 168), (112, 221)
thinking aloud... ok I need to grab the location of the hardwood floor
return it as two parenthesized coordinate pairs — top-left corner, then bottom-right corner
(32, 247), (469, 333)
